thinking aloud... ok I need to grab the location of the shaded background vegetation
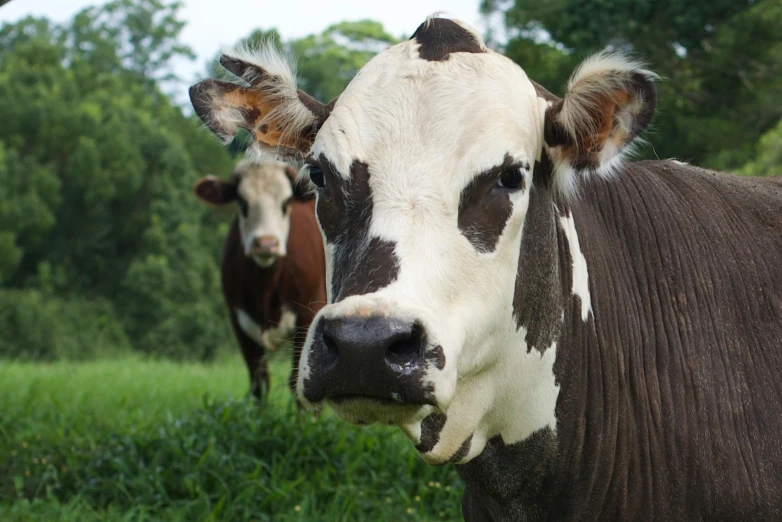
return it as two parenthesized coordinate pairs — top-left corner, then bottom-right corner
(0, 0), (780, 520)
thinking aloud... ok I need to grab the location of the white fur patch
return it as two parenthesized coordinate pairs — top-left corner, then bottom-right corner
(236, 308), (263, 346)
(235, 307), (297, 352)
(262, 308), (297, 351)
(559, 212), (592, 320)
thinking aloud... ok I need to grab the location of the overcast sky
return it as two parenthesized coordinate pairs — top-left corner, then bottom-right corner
(0, 0), (486, 87)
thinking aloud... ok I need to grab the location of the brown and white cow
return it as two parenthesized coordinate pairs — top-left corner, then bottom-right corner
(194, 159), (325, 400)
(190, 16), (782, 521)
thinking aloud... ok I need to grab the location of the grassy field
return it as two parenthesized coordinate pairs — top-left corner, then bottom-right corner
(0, 354), (463, 521)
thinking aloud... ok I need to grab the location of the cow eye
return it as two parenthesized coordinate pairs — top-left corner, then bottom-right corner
(236, 195), (249, 216)
(309, 165), (325, 188)
(498, 167), (524, 190)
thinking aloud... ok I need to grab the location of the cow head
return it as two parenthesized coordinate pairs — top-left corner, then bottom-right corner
(193, 159), (309, 267)
(190, 16), (656, 464)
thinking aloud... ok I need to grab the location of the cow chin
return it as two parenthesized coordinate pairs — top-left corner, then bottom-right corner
(326, 397), (434, 428)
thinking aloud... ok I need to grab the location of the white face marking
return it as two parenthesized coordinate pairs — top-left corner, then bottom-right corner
(559, 212), (592, 321)
(297, 35), (561, 463)
(234, 160), (294, 267)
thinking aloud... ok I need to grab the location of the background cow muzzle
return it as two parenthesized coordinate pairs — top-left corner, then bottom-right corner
(250, 235), (281, 267)
(303, 315), (435, 406)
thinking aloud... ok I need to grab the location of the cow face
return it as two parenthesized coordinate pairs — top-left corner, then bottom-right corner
(190, 16), (656, 464)
(194, 159), (308, 267)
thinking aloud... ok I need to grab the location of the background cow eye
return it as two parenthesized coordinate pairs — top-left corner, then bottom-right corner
(236, 195), (249, 216)
(309, 165), (325, 188)
(498, 168), (524, 189)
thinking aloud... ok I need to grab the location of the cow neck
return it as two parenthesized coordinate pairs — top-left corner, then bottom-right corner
(455, 158), (599, 521)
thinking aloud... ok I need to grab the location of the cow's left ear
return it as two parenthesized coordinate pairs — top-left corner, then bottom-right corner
(284, 164), (314, 201)
(189, 45), (338, 159)
(193, 175), (237, 206)
(544, 52), (657, 192)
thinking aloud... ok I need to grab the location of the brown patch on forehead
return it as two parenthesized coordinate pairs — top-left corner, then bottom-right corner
(411, 17), (485, 62)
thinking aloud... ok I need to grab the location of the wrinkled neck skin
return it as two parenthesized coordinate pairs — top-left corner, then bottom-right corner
(453, 169), (593, 521)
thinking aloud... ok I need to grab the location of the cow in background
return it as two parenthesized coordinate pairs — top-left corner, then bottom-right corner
(194, 159), (326, 401)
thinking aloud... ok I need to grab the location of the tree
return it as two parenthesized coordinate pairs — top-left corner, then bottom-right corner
(0, 2), (235, 360)
(481, 0), (782, 171)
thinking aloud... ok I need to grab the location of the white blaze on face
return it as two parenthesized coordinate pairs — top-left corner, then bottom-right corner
(297, 28), (561, 463)
(234, 160), (294, 267)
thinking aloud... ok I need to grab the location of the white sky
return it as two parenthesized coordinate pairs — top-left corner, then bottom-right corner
(0, 0), (487, 87)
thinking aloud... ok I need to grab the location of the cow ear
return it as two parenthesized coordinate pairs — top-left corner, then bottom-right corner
(544, 52), (657, 194)
(284, 164), (314, 201)
(193, 175), (237, 206)
(189, 45), (336, 159)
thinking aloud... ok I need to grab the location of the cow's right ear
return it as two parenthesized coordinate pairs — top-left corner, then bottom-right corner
(193, 175), (237, 206)
(189, 45), (337, 159)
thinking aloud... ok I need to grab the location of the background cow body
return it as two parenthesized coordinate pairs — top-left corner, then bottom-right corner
(196, 160), (326, 400)
(190, 16), (782, 521)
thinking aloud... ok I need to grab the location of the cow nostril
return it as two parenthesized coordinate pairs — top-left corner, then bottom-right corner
(321, 331), (339, 370)
(385, 323), (424, 371)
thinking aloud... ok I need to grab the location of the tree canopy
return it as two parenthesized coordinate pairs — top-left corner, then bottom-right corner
(482, 0), (782, 173)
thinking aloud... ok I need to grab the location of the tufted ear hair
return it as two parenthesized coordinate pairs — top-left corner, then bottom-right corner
(189, 43), (338, 159)
(544, 52), (658, 195)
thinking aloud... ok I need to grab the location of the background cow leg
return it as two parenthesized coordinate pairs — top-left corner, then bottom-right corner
(230, 314), (270, 403)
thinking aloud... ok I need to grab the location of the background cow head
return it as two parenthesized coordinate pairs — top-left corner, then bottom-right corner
(194, 159), (309, 267)
(190, 15), (656, 464)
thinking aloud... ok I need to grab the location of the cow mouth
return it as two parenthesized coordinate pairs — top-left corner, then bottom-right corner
(325, 395), (434, 426)
(251, 253), (278, 267)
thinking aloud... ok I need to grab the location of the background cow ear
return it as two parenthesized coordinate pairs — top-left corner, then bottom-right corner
(193, 175), (237, 206)
(189, 45), (334, 159)
(284, 164), (314, 201)
(544, 52), (658, 194)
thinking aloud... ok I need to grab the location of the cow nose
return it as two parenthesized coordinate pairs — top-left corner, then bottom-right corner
(252, 236), (280, 255)
(303, 316), (432, 404)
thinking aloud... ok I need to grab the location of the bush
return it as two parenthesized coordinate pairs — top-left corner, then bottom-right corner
(0, 289), (130, 360)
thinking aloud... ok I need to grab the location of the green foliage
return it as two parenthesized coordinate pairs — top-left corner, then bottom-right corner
(0, 1), (235, 361)
(482, 0), (782, 171)
(0, 289), (130, 360)
(0, 357), (463, 521)
(740, 119), (782, 176)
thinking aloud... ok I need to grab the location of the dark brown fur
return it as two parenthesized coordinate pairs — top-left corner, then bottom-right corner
(461, 159), (782, 521)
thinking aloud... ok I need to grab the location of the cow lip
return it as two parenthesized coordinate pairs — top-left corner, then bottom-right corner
(327, 394), (435, 407)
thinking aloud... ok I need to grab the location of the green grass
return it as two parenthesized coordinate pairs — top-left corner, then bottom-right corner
(0, 355), (463, 521)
